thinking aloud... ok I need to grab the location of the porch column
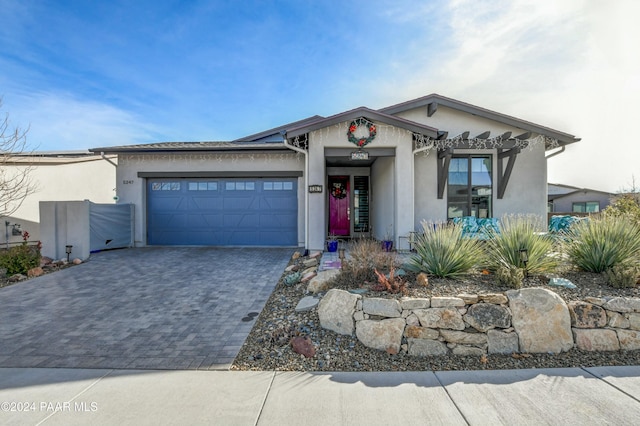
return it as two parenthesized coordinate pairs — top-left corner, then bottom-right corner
(395, 134), (414, 246)
(307, 133), (326, 251)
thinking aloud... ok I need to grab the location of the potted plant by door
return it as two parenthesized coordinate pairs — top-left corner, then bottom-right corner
(326, 234), (339, 252)
(381, 225), (394, 252)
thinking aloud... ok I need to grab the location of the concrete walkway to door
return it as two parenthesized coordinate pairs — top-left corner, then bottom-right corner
(0, 247), (294, 370)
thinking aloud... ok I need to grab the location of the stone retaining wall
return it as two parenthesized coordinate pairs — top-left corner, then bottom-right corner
(317, 288), (640, 356)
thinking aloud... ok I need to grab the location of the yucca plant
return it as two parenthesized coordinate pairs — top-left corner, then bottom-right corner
(409, 221), (485, 278)
(563, 213), (640, 273)
(485, 215), (559, 276)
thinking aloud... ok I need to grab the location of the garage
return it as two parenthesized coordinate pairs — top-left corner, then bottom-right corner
(147, 177), (298, 246)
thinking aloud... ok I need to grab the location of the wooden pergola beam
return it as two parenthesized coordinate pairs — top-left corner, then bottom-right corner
(428, 102), (438, 117)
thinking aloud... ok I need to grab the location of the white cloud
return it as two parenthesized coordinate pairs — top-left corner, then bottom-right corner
(5, 92), (161, 151)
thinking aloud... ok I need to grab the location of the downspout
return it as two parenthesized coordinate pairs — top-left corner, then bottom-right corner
(545, 145), (565, 159)
(282, 132), (309, 251)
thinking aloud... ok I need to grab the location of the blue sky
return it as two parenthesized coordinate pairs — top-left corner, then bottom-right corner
(1, 0), (639, 192)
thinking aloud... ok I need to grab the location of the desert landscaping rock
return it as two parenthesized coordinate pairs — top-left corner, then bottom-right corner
(355, 318), (405, 353)
(608, 311), (630, 328)
(295, 296), (319, 312)
(232, 253), (640, 373)
(452, 345), (486, 356)
(430, 296), (465, 308)
(464, 303), (511, 332)
(362, 297), (401, 318)
(480, 293), (508, 304)
(307, 269), (339, 294)
(617, 329), (640, 350)
(569, 301), (608, 328)
(404, 325), (439, 340)
(413, 308), (466, 330)
(508, 288), (574, 353)
(573, 329), (620, 351)
(629, 313), (640, 330)
(407, 338), (448, 356)
(603, 297), (640, 313)
(400, 297), (430, 310)
(317, 289), (360, 335)
(487, 330), (520, 354)
(439, 329), (488, 346)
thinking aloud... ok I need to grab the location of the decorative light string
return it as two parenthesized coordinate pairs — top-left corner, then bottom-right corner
(121, 152), (303, 165)
(413, 133), (559, 155)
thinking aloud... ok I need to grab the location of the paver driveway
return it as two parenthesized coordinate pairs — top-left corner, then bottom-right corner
(0, 247), (293, 370)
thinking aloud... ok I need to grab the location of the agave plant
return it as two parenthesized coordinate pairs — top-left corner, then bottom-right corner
(563, 213), (640, 273)
(408, 221), (485, 278)
(485, 215), (558, 276)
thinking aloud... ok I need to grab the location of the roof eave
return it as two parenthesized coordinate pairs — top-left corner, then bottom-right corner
(285, 107), (439, 139)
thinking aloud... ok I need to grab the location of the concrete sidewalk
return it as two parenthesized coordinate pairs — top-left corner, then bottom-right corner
(1, 366), (639, 425)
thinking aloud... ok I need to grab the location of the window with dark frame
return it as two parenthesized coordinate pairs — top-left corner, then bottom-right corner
(572, 201), (599, 213)
(447, 155), (492, 219)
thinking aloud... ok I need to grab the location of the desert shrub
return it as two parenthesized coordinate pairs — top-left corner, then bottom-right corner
(0, 244), (41, 275)
(564, 215), (640, 273)
(371, 267), (406, 294)
(563, 214), (640, 273)
(408, 221), (485, 278)
(485, 215), (559, 276)
(604, 262), (640, 289)
(341, 237), (396, 284)
(604, 193), (640, 225)
(495, 261), (525, 289)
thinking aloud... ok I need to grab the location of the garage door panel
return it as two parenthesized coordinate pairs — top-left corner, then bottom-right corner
(148, 178), (297, 246)
(191, 197), (222, 210)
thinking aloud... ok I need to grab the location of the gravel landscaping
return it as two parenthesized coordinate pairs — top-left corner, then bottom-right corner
(231, 253), (640, 372)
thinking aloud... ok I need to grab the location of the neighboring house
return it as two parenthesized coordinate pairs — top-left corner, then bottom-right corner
(548, 183), (614, 213)
(1, 151), (117, 245)
(91, 93), (580, 251)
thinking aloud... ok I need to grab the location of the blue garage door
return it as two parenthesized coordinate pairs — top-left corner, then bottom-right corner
(147, 178), (298, 246)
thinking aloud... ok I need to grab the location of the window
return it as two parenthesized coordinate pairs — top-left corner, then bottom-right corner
(447, 155), (492, 219)
(188, 182), (218, 191)
(353, 176), (370, 233)
(572, 202), (599, 213)
(263, 181), (293, 191)
(152, 182), (181, 191)
(225, 181), (255, 191)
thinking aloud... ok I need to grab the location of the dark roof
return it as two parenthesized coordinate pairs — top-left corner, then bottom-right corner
(380, 93), (581, 145)
(90, 141), (291, 154)
(234, 115), (324, 142)
(549, 188), (615, 201)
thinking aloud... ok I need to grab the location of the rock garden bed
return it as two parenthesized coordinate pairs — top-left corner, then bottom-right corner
(231, 251), (640, 372)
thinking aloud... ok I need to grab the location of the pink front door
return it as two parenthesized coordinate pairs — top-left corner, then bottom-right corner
(329, 176), (350, 236)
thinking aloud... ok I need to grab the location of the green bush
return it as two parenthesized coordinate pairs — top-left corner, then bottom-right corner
(408, 221), (485, 278)
(604, 193), (640, 224)
(604, 263), (640, 289)
(0, 244), (42, 275)
(485, 215), (559, 276)
(495, 261), (525, 289)
(563, 214), (640, 273)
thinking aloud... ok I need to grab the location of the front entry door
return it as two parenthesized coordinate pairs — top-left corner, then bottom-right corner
(329, 176), (350, 236)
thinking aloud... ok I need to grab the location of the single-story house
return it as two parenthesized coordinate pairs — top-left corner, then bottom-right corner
(91, 93), (580, 251)
(1, 151), (117, 245)
(548, 183), (614, 213)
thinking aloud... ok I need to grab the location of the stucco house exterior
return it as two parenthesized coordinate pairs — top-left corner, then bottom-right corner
(548, 183), (614, 214)
(91, 94), (580, 251)
(1, 151), (117, 245)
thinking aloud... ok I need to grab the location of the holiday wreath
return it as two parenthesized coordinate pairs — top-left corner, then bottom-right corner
(347, 117), (377, 148)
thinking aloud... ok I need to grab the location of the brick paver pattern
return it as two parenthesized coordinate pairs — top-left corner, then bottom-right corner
(0, 247), (293, 370)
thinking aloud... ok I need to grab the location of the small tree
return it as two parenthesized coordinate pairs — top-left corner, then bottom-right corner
(1, 100), (37, 218)
(605, 176), (640, 224)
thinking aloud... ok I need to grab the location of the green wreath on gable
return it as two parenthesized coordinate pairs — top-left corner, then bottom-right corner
(347, 118), (377, 148)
